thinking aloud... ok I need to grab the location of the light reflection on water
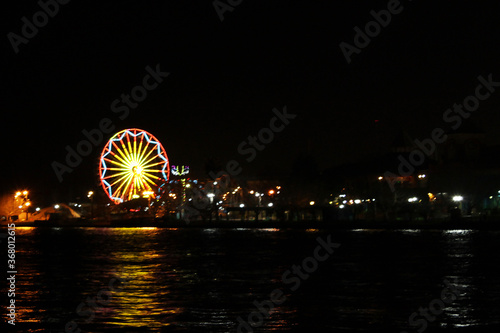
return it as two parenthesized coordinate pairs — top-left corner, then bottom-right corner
(7, 227), (500, 332)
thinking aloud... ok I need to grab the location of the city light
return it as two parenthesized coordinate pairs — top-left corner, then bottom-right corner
(309, 201), (315, 206)
(268, 189), (275, 195)
(354, 199), (361, 204)
(418, 174), (426, 179)
(239, 204), (245, 208)
(378, 176), (383, 180)
(54, 204), (60, 209)
(36, 207), (40, 212)
(268, 203), (273, 207)
(452, 195), (463, 202)
(339, 204), (345, 209)
(408, 197), (418, 203)
(23, 190), (28, 195)
(207, 193), (215, 198)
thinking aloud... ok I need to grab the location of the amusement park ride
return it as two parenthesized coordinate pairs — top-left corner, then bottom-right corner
(99, 128), (170, 205)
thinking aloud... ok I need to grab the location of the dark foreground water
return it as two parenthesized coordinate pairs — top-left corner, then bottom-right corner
(3, 227), (500, 332)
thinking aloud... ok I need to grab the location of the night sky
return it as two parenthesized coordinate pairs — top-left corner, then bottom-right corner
(2, 0), (500, 204)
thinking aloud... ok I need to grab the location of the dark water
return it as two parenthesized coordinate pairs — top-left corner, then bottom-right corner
(4, 227), (500, 332)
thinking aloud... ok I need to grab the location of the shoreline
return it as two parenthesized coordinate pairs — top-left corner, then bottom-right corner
(2, 217), (500, 230)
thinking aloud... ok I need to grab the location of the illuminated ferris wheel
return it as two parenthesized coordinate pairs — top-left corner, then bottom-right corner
(99, 128), (169, 204)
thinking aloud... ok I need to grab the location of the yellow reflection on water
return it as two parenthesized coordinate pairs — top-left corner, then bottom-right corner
(101, 227), (180, 329)
(16, 226), (36, 231)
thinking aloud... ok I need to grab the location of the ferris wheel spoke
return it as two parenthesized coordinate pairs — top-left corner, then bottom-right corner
(142, 169), (163, 173)
(106, 152), (130, 168)
(142, 174), (162, 184)
(126, 133), (134, 161)
(140, 169), (159, 182)
(133, 135), (138, 166)
(136, 135), (145, 165)
(106, 167), (130, 172)
(143, 173), (163, 186)
(119, 141), (132, 163)
(137, 175), (147, 189)
(103, 157), (124, 168)
(137, 144), (158, 167)
(111, 172), (134, 192)
(135, 133), (147, 156)
(143, 160), (167, 170)
(141, 174), (159, 188)
(119, 137), (134, 161)
(138, 178), (152, 194)
(102, 171), (130, 180)
(141, 151), (164, 169)
(118, 174), (135, 200)
(111, 141), (132, 165)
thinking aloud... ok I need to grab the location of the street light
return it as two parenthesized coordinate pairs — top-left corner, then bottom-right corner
(88, 191), (94, 219)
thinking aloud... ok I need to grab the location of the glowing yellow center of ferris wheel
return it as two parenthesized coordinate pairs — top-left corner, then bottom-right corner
(132, 165), (143, 175)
